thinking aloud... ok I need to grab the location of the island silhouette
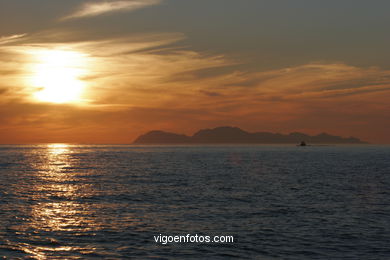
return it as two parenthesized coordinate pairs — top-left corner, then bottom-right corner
(133, 126), (365, 144)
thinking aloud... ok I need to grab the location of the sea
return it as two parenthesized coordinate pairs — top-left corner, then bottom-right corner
(0, 144), (389, 259)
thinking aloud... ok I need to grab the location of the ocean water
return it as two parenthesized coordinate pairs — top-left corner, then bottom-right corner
(0, 144), (389, 259)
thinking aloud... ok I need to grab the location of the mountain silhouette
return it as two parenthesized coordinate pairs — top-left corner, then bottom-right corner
(133, 126), (365, 144)
(133, 130), (191, 144)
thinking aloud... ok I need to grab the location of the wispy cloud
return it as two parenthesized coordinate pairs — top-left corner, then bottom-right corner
(61, 0), (161, 21)
(1, 29), (390, 143)
(0, 30), (228, 105)
(0, 34), (27, 45)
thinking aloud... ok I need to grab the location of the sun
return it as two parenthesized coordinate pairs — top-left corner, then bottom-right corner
(30, 49), (88, 104)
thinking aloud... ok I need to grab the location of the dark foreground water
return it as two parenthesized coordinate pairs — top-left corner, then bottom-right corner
(0, 145), (389, 259)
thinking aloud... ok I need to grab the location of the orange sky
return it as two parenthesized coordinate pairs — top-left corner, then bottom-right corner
(1, 0), (390, 144)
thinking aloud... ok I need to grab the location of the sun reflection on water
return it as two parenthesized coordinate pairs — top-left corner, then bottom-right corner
(21, 144), (100, 258)
(47, 143), (71, 154)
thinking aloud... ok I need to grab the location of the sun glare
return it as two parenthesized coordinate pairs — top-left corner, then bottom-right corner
(30, 49), (88, 104)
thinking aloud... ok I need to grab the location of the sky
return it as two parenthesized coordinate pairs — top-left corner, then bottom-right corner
(0, 0), (390, 144)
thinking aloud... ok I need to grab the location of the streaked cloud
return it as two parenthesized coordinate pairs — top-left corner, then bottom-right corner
(0, 34), (27, 45)
(62, 0), (162, 21)
(0, 30), (229, 106)
(1, 30), (390, 143)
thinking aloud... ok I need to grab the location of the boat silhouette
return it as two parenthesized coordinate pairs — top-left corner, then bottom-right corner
(298, 141), (307, 146)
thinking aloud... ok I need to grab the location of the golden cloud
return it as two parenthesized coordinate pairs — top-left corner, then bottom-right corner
(61, 0), (162, 21)
(1, 30), (390, 143)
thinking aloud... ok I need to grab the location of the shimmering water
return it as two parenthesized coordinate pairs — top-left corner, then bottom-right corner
(0, 145), (389, 259)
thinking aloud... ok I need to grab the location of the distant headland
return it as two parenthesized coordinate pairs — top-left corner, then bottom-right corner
(132, 126), (366, 145)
